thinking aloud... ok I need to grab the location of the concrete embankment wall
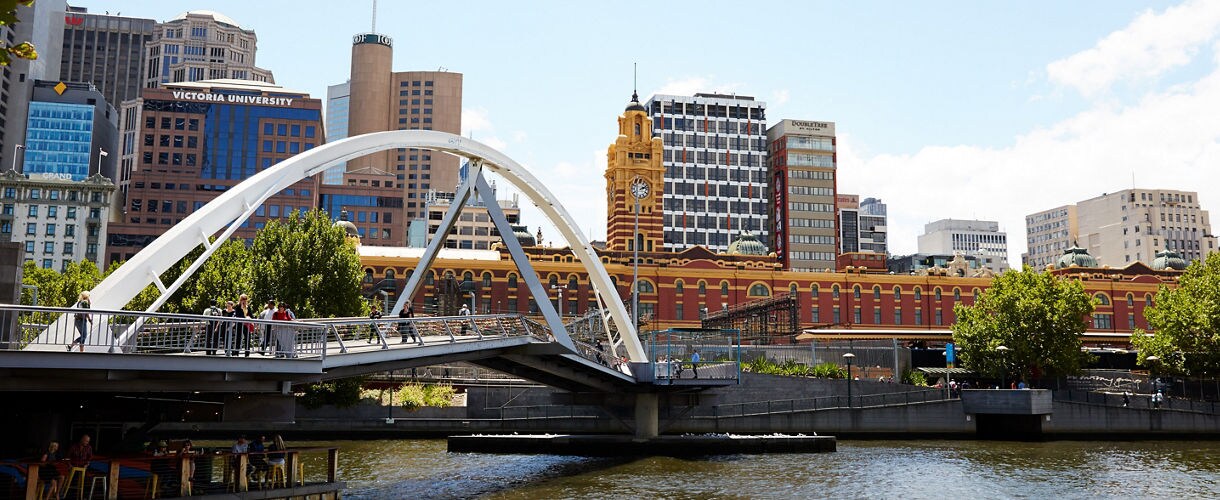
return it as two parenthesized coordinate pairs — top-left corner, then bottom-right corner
(1044, 401), (1220, 437)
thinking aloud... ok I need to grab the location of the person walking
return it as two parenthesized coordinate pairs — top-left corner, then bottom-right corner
(235, 294), (255, 356)
(458, 304), (471, 335)
(259, 300), (276, 355)
(398, 304), (419, 344)
(222, 301), (239, 356)
(202, 300), (223, 355)
(690, 350), (701, 379)
(65, 291), (92, 352)
(367, 304), (383, 344)
(272, 303), (296, 358)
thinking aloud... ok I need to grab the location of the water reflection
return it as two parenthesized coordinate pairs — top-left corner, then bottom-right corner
(324, 439), (1220, 499)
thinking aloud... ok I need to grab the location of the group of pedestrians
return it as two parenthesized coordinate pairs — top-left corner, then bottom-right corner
(202, 294), (297, 357)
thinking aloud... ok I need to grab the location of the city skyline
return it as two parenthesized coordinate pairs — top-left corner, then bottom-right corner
(64, 0), (1215, 266)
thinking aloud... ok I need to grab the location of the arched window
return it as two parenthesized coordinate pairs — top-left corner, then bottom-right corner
(1145, 294), (1153, 307)
(934, 287), (942, 301)
(548, 274), (559, 288)
(811, 283), (820, 297)
(482, 272), (493, 288)
(568, 275), (578, 291)
(363, 269), (374, 283)
(1095, 293), (1111, 306)
(893, 286), (901, 301)
(698, 280), (707, 295)
(749, 284), (771, 297)
(873, 286), (881, 300)
(720, 281), (730, 296)
(462, 271), (473, 286)
(425, 271), (435, 286)
(832, 284), (840, 299)
(1126, 293), (1134, 307)
(444, 270), (455, 279)
(953, 288), (962, 302)
(914, 287), (922, 301)
(637, 280), (655, 294)
(972, 288), (981, 300)
(507, 274), (517, 288)
(853, 285), (861, 299)
(675, 279), (685, 294)
(790, 283), (798, 296)
(385, 269), (396, 281)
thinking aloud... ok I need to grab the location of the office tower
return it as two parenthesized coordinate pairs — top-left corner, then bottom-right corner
(106, 80), (321, 265)
(329, 31), (462, 245)
(60, 7), (157, 108)
(917, 219), (1009, 274)
(0, 171), (113, 270)
(22, 80), (118, 181)
(766, 119), (837, 271)
(646, 93), (768, 253)
(322, 81), (350, 185)
(1025, 189), (1217, 268)
(0, 0), (67, 177)
(140, 10), (273, 89)
(838, 194), (887, 254)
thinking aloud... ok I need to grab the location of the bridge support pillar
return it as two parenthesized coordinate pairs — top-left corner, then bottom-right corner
(634, 393), (659, 439)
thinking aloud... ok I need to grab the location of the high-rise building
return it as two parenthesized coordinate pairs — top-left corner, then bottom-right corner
(917, 219), (1009, 274)
(646, 93), (768, 253)
(322, 80), (350, 185)
(140, 10), (273, 89)
(1023, 205), (1076, 268)
(331, 31), (462, 244)
(60, 7), (157, 108)
(21, 80), (118, 182)
(412, 186), (523, 250)
(0, 0), (67, 177)
(838, 194), (887, 254)
(766, 119), (837, 271)
(0, 170), (114, 270)
(106, 79), (322, 265)
(1025, 189), (1217, 268)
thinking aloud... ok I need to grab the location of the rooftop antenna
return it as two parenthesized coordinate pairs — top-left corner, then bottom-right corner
(371, 0), (377, 32)
(633, 62), (638, 99)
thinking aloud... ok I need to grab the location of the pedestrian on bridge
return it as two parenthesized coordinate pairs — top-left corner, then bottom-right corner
(65, 291), (92, 352)
(398, 304), (419, 344)
(367, 304), (383, 344)
(223, 301), (239, 356)
(272, 302), (297, 358)
(259, 300), (276, 355)
(459, 304), (471, 335)
(202, 301), (223, 355)
(691, 350), (701, 379)
(235, 294), (255, 357)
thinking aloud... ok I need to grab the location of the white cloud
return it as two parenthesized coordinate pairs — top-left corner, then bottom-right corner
(770, 89), (791, 106)
(462, 107), (493, 135)
(1047, 0), (1220, 96)
(841, 54), (1220, 266)
(654, 76), (743, 97)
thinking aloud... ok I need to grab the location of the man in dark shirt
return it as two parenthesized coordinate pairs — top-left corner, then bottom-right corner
(67, 434), (93, 465)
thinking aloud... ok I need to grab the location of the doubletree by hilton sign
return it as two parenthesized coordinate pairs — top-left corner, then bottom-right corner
(170, 91), (294, 107)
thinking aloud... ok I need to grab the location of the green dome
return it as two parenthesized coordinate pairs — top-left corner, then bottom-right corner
(1056, 244), (1097, 268)
(1151, 250), (1187, 270)
(727, 232), (768, 256)
(334, 210), (359, 238)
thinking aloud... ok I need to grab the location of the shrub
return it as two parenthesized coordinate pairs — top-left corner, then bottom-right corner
(809, 362), (847, 379)
(395, 383), (455, 410)
(901, 368), (929, 387)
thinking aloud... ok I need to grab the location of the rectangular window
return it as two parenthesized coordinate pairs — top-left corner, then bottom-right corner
(26, 205), (37, 217)
(26, 223), (36, 235)
(45, 223), (55, 236)
(43, 242), (54, 254)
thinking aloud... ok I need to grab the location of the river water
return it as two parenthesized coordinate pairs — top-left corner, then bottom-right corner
(316, 438), (1220, 499)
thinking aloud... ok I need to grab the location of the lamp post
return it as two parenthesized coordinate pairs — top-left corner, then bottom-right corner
(1146, 355), (1160, 396)
(843, 352), (856, 408)
(996, 345), (1009, 389)
(551, 284), (567, 318)
(10, 144), (23, 172)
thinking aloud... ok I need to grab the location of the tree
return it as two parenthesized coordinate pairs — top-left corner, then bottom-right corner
(1132, 252), (1220, 376)
(0, 1), (37, 65)
(176, 239), (252, 313)
(20, 260), (103, 308)
(952, 266), (1095, 381)
(249, 209), (364, 318)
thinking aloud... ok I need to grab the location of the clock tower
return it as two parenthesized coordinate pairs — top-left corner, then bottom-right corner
(605, 91), (664, 253)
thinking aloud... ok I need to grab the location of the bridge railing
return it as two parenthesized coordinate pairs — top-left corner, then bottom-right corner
(309, 314), (551, 352)
(0, 304), (330, 358)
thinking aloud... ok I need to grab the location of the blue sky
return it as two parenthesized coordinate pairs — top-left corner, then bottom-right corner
(69, 0), (1220, 265)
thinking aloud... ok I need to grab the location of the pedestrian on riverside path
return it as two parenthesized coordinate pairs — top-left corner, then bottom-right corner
(1153, 390), (1164, 409)
(691, 350), (701, 379)
(65, 291), (92, 352)
(259, 300), (276, 355)
(1123, 392), (1131, 407)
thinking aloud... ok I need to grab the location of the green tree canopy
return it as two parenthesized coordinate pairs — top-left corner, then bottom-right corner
(1132, 252), (1220, 376)
(0, 1), (37, 66)
(952, 266), (1095, 380)
(250, 209), (364, 318)
(20, 260), (103, 307)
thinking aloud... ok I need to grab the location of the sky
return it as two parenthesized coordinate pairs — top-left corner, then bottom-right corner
(66, 0), (1220, 264)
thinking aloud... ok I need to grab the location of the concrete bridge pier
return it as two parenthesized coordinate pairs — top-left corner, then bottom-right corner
(634, 393), (659, 439)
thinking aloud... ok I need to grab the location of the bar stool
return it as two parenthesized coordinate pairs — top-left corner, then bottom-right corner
(143, 473), (159, 499)
(266, 462), (287, 489)
(62, 466), (87, 500)
(86, 475), (107, 500)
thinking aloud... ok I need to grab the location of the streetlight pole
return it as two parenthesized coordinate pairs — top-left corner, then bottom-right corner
(10, 144), (23, 172)
(551, 284), (567, 318)
(1146, 355), (1160, 396)
(996, 345), (1009, 389)
(843, 352), (856, 408)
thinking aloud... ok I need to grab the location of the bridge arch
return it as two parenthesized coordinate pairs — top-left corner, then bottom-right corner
(68, 130), (644, 361)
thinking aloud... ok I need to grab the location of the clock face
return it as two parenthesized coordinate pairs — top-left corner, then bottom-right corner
(630, 179), (650, 199)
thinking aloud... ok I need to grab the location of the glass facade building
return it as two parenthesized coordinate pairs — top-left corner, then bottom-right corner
(23, 102), (95, 180)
